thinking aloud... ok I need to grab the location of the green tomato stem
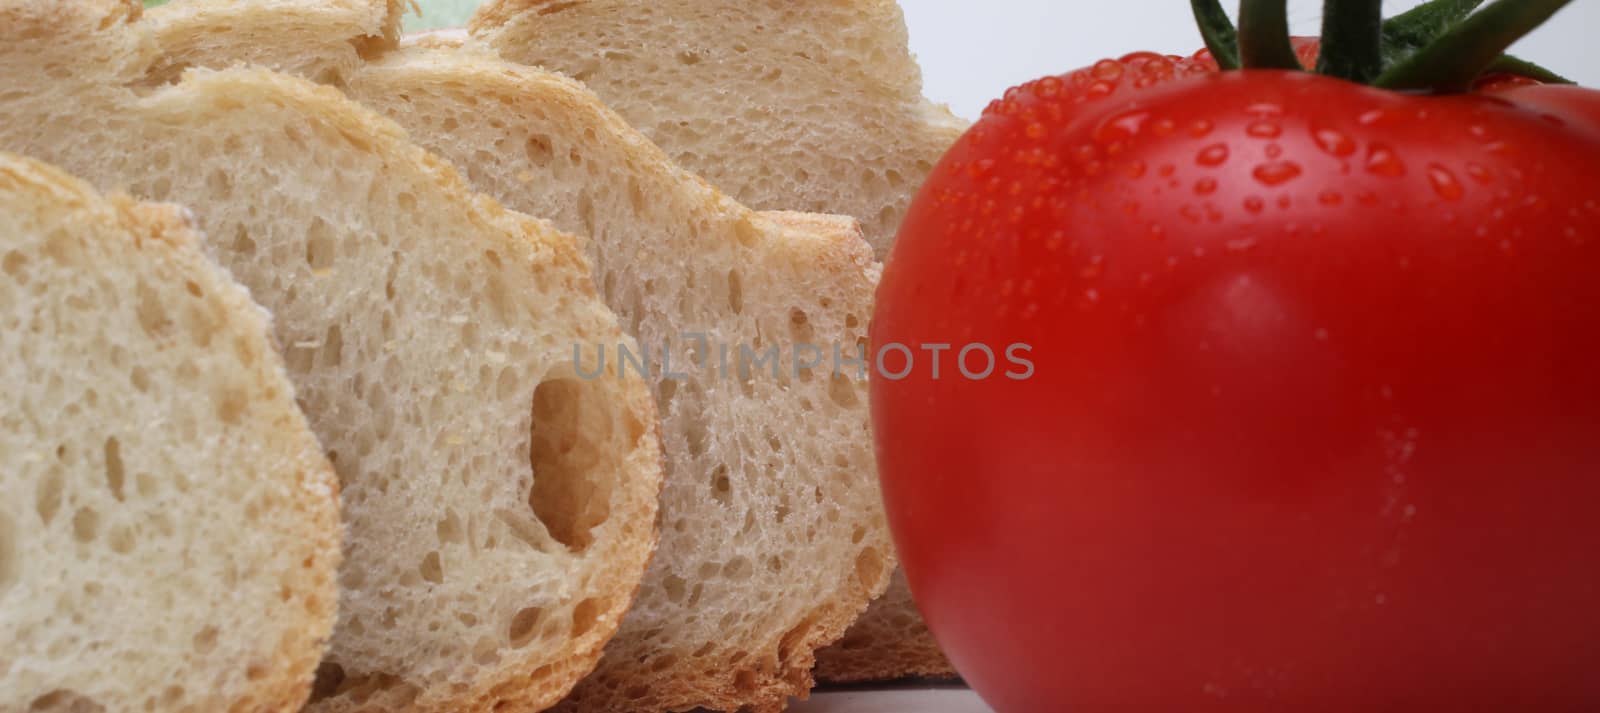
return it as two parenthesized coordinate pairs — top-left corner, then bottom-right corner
(1316, 0), (1383, 82)
(1191, 0), (1242, 70)
(1237, 0), (1302, 70)
(1485, 54), (1575, 84)
(1376, 0), (1576, 92)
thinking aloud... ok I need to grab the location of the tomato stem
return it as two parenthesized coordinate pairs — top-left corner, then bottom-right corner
(1316, 0), (1382, 82)
(1237, 0), (1302, 70)
(1191, 0), (1241, 70)
(1375, 0), (1576, 92)
(1485, 55), (1574, 85)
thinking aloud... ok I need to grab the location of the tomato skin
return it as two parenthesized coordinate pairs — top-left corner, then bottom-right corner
(872, 66), (1600, 713)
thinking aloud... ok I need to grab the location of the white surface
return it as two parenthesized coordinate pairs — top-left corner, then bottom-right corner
(902, 0), (1598, 119)
(791, 689), (992, 713)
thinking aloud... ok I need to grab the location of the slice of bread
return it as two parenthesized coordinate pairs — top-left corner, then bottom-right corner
(0, 3), (664, 712)
(142, 6), (897, 708)
(0, 151), (341, 713)
(469, 0), (968, 261)
(813, 571), (957, 684)
(348, 45), (894, 713)
(468, 0), (962, 683)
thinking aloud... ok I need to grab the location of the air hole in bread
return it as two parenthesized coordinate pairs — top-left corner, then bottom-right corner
(663, 574), (687, 603)
(538, 1), (580, 16)
(36, 469), (64, 525)
(828, 373), (859, 408)
(528, 375), (613, 553)
(722, 556), (751, 580)
(2, 250), (26, 280)
(571, 597), (602, 638)
(229, 225), (256, 256)
(726, 269), (743, 314)
(524, 134), (554, 167)
(419, 551), (444, 584)
(436, 509), (464, 545)
(710, 464), (731, 506)
(170, 621), (215, 659)
(27, 689), (104, 712)
(134, 283), (172, 340)
(0, 511), (16, 595)
(473, 635), (502, 666)
(305, 217), (336, 272)
(71, 507), (98, 544)
(508, 605), (546, 647)
(854, 547), (886, 589)
(101, 437), (125, 501)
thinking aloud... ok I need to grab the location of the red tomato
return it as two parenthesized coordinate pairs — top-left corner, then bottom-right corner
(871, 54), (1600, 712)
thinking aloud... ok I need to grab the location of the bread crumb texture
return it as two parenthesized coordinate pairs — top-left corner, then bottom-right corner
(0, 150), (342, 713)
(0, 2), (662, 712)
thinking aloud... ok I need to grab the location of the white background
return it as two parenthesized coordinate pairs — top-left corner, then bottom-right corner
(901, 0), (1597, 119)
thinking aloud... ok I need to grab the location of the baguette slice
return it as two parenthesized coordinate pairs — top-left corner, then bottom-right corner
(347, 44), (894, 712)
(0, 3), (663, 712)
(469, 0), (968, 261)
(469, 0), (961, 682)
(0, 151), (341, 712)
(143, 5), (896, 708)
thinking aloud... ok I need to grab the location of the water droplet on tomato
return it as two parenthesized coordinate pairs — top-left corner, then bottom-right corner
(1253, 161), (1303, 186)
(1025, 122), (1045, 140)
(1196, 143), (1230, 166)
(1032, 76), (1063, 99)
(969, 159), (996, 178)
(1265, 143), (1283, 159)
(1225, 238), (1258, 253)
(1358, 109), (1386, 125)
(1427, 164), (1464, 201)
(1148, 224), (1167, 240)
(1318, 190), (1344, 206)
(1097, 109), (1152, 143)
(1312, 127), (1357, 157)
(1366, 145), (1406, 177)
(1086, 80), (1115, 99)
(1465, 163), (1491, 184)
(1194, 178), (1218, 196)
(1188, 119), (1214, 138)
(1247, 120), (1282, 139)
(1244, 196), (1264, 214)
(1092, 59), (1126, 80)
(1245, 102), (1284, 117)
(1314, 328), (1329, 341)
(1152, 117), (1177, 136)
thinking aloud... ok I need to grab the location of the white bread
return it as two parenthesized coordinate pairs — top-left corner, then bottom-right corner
(469, 0), (962, 682)
(142, 5), (897, 708)
(0, 3), (663, 711)
(349, 46), (894, 712)
(0, 151), (341, 712)
(469, 0), (968, 261)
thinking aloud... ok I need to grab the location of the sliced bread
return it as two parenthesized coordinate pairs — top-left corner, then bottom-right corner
(469, 0), (962, 682)
(347, 44), (894, 712)
(0, 151), (341, 712)
(143, 5), (897, 707)
(0, 2), (663, 711)
(469, 0), (968, 260)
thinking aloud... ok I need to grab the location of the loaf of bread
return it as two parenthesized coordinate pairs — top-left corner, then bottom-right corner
(141, 3), (898, 706)
(0, 151), (341, 712)
(469, 0), (963, 683)
(0, 2), (663, 711)
(470, 0), (968, 260)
